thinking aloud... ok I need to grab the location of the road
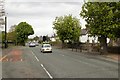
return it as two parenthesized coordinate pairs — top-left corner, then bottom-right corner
(1, 45), (118, 79)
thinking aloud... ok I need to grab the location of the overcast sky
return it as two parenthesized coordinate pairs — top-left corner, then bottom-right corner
(5, 0), (86, 38)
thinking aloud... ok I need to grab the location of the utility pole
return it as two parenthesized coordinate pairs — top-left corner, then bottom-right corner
(4, 15), (7, 48)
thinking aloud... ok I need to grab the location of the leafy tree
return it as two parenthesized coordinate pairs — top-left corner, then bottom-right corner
(1, 31), (5, 42)
(9, 25), (16, 32)
(15, 22), (34, 46)
(53, 15), (81, 47)
(43, 36), (46, 42)
(1, 31), (5, 47)
(7, 25), (16, 43)
(33, 36), (39, 41)
(0, 31), (2, 41)
(80, 2), (120, 53)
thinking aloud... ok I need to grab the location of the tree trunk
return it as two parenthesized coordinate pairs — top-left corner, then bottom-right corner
(62, 40), (64, 49)
(99, 35), (108, 54)
(23, 42), (25, 46)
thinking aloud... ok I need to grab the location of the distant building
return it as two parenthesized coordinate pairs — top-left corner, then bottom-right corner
(39, 36), (43, 41)
(50, 37), (56, 42)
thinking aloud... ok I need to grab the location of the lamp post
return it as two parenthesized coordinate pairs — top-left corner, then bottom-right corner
(4, 14), (7, 48)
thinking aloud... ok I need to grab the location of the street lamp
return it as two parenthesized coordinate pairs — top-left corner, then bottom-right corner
(4, 13), (8, 48)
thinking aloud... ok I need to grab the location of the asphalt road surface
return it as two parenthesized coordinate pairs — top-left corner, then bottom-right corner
(2, 45), (118, 79)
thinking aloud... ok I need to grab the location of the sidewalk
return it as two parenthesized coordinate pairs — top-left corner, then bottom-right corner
(54, 46), (119, 63)
(71, 49), (119, 63)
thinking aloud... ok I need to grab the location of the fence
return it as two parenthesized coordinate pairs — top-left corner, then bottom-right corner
(51, 41), (120, 54)
(108, 46), (120, 54)
(68, 43), (99, 53)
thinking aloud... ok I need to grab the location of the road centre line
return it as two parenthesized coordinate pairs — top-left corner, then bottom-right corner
(41, 64), (53, 79)
(31, 51), (53, 78)
(34, 56), (39, 62)
(31, 51), (39, 62)
(31, 51), (35, 56)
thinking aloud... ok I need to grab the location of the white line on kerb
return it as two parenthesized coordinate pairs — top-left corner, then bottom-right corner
(41, 64), (53, 79)
(31, 51), (39, 62)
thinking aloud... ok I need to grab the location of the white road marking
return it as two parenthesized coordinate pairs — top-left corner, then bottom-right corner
(74, 58), (97, 67)
(34, 56), (39, 62)
(31, 51), (35, 56)
(31, 51), (39, 62)
(0, 55), (7, 61)
(20, 59), (23, 61)
(6, 59), (8, 61)
(58, 54), (64, 56)
(41, 64), (53, 79)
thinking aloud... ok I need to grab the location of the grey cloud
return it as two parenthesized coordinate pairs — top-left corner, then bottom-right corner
(6, 1), (86, 37)
(6, 2), (82, 17)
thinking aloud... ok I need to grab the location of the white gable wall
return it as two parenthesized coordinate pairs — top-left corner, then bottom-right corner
(79, 34), (109, 43)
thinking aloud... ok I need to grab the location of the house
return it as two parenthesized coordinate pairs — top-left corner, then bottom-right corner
(79, 29), (110, 43)
(50, 36), (56, 42)
(79, 29), (97, 43)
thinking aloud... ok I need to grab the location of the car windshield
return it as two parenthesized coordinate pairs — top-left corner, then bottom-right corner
(43, 44), (51, 47)
(30, 43), (34, 44)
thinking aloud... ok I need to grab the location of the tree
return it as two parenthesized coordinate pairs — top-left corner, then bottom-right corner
(9, 25), (16, 32)
(80, 2), (120, 54)
(43, 36), (46, 42)
(15, 22), (34, 46)
(33, 36), (39, 41)
(53, 15), (81, 48)
(7, 25), (16, 44)
(0, 31), (6, 47)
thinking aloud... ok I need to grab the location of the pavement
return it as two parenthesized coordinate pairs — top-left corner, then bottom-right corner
(54, 46), (119, 64)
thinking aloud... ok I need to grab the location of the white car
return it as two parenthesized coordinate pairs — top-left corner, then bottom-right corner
(41, 44), (52, 53)
(29, 42), (36, 47)
(35, 42), (39, 46)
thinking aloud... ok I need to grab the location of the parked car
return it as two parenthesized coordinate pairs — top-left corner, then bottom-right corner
(41, 44), (52, 53)
(35, 42), (39, 46)
(29, 42), (36, 47)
